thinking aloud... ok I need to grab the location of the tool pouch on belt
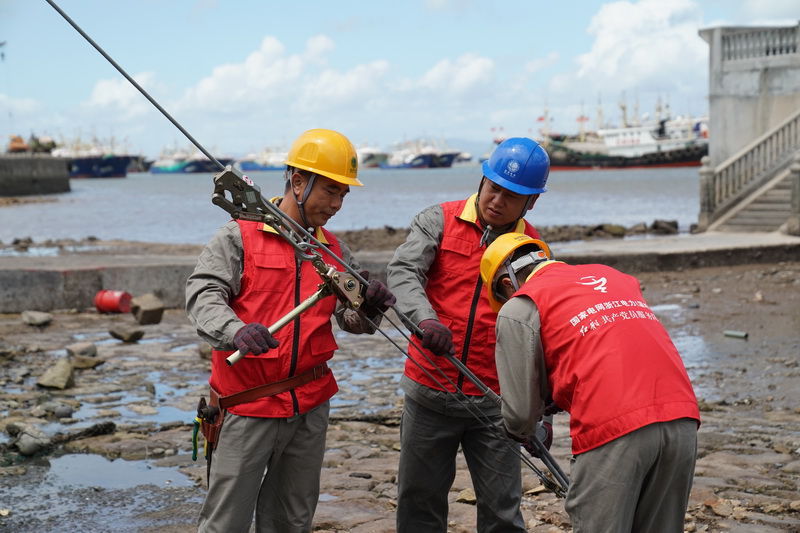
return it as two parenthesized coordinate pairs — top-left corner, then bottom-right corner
(197, 388), (223, 453)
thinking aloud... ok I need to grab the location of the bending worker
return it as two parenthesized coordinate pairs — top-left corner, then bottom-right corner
(186, 129), (395, 533)
(387, 137), (549, 532)
(480, 233), (700, 532)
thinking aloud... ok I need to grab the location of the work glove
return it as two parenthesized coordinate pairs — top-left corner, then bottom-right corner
(418, 319), (454, 356)
(233, 323), (279, 356)
(359, 271), (396, 315)
(522, 420), (553, 459)
(543, 399), (563, 416)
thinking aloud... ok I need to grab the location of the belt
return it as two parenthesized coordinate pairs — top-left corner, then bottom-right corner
(217, 363), (330, 410)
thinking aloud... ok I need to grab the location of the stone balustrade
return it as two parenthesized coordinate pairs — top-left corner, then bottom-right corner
(699, 109), (800, 229)
(722, 25), (799, 61)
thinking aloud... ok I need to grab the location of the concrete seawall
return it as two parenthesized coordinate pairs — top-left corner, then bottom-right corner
(1, 231), (798, 313)
(0, 155), (70, 196)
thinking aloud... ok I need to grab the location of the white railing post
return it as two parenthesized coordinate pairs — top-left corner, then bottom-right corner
(698, 156), (714, 230)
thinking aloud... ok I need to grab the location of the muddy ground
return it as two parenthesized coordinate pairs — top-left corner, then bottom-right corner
(0, 252), (798, 532)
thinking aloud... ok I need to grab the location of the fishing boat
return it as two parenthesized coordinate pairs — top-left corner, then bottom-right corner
(356, 145), (389, 168)
(6, 134), (58, 154)
(234, 147), (287, 172)
(540, 100), (709, 170)
(51, 139), (131, 178)
(379, 139), (461, 169)
(544, 117), (708, 170)
(150, 147), (232, 174)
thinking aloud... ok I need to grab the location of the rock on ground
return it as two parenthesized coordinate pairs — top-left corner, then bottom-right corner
(0, 261), (797, 532)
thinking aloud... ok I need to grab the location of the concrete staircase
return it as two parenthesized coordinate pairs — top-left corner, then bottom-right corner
(699, 109), (800, 233)
(711, 168), (793, 232)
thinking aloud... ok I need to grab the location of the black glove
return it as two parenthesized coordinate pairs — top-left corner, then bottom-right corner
(543, 400), (563, 416)
(418, 319), (454, 356)
(522, 421), (553, 459)
(233, 323), (279, 356)
(359, 271), (396, 314)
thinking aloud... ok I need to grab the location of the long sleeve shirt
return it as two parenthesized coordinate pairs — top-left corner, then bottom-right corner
(494, 295), (549, 439)
(186, 219), (378, 350)
(388, 199), (527, 416)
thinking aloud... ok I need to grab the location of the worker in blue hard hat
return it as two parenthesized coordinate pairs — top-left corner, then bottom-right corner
(387, 137), (550, 532)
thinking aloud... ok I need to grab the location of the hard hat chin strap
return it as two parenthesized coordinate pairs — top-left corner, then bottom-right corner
(288, 168), (317, 230)
(476, 177), (535, 240)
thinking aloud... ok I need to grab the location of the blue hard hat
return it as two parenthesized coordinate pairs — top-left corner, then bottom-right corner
(481, 137), (550, 195)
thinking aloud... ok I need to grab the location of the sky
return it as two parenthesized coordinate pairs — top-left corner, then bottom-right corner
(0, 0), (798, 159)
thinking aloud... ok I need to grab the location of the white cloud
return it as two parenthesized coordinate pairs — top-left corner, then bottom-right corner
(574, 0), (706, 92)
(297, 60), (390, 111)
(416, 53), (494, 95)
(178, 35), (329, 113)
(304, 34), (335, 63)
(540, 0), (709, 131)
(0, 93), (41, 115)
(83, 72), (157, 119)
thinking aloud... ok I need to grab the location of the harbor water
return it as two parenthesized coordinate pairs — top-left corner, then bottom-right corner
(0, 166), (700, 245)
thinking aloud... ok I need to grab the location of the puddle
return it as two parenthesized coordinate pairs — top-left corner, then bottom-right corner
(119, 404), (196, 424)
(138, 336), (174, 345)
(61, 371), (208, 429)
(671, 330), (721, 402)
(169, 343), (199, 353)
(72, 331), (111, 341)
(319, 492), (338, 502)
(330, 354), (404, 414)
(0, 244), (107, 257)
(650, 303), (686, 323)
(46, 453), (194, 489)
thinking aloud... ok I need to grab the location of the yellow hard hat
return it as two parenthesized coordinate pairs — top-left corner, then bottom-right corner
(285, 128), (362, 186)
(480, 232), (552, 312)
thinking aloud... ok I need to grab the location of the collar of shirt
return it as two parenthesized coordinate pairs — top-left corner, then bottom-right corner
(257, 196), (330, 244)
(457, 193), (528, 234)
(525, 260), (564, 283)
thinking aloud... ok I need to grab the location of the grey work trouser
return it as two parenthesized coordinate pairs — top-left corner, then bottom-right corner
(565, 418), (698, 533)
(197, 401), (330, 533)
(396, 395), (526, 533)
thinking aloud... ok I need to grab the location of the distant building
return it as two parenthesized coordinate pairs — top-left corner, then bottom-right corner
(699, 23), (800, 167)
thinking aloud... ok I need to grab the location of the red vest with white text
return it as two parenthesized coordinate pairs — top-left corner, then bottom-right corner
(517, 262), (700, 454)
(404, 198), (540, 394)
(210, 220), (342, 418)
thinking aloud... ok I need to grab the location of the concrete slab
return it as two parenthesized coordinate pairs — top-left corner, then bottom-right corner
(0, 254), (197, 313)
(552, 230), (800, 272)
(1, 231), (798, 313)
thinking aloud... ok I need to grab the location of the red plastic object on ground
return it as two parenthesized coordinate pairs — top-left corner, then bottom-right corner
(94, 290), (132, 313)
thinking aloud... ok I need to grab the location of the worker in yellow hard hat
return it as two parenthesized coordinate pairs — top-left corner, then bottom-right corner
(481, 233), (700, 533)
(186, 128), (395, 532)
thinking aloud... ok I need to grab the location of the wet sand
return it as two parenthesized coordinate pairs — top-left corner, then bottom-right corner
(0, 257), (798, 532)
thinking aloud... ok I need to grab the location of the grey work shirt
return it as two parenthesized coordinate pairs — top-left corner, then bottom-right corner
(186, 219), (378, 350)
(387, 198), (518, 417)
(495, 294), (549, 439)
(498, 260), (693, 445)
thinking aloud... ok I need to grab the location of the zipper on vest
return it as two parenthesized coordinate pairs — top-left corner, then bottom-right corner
(457, 274), (484, 391)
(289, 256), (301, 415)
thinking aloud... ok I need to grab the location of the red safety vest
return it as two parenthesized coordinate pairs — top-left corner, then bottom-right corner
(404, 196), (540, 394)
(517, 262), (700, 454)
(210, 220), (341, 418)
